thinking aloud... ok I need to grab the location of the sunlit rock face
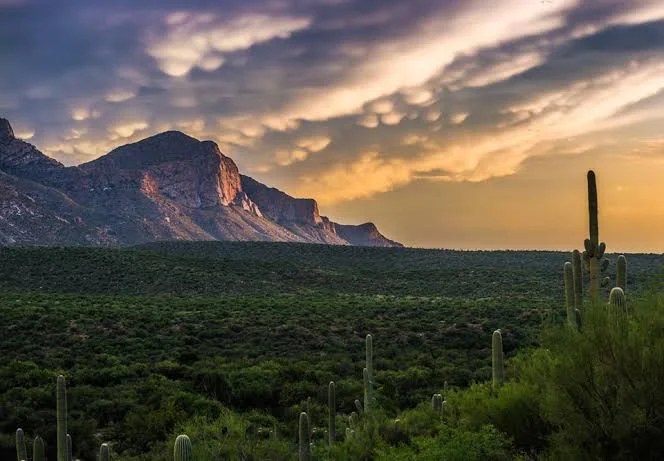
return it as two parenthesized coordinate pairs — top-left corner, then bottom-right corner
(81, 131), (249, 210)
(0, 119), (402, 247)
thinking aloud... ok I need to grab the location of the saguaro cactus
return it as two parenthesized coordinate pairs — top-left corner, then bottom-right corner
(564, 262), (575, 324)
(299, 412), (311, 461)
(99, 443), (110, 461)
(431, 394), (443, 415)
(16, 428), (27, 461)
(608, 287), (627, 332)
(583, 171), (607, 303)
(354, 399), (363, 414)
(174, 434), (192, 461)
(57, 375), (67, 461)
(572, 250), (583, 309)
(33, 436), (45, 461)
(617, 255), (626, 291)
(328, 381), (336, 447)
(492, 330), (504, 390)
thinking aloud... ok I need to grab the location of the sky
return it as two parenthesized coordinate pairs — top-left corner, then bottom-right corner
(1, 0), (664, 251)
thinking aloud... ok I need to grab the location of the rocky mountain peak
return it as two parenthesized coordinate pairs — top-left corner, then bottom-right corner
(81, 129), (251, 210)
(0, 118), (14, 142)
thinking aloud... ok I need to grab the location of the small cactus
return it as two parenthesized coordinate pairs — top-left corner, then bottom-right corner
(354, 399), (363, 414)
(617, 255), (626, 291)
(431, 393), (443, 415)
(349, 412), (358, 429)
(608, 287), (628, 333)
(33, 436), (45, 461)
(99, 443), (110, 461)
(16, 428), (27, 461)
(66, 434), (72, 461)
(328, 381), (336, 447)
(174, 434), (192, 461)
(299, 412), (311, 461)
(492, 330), (504, 390)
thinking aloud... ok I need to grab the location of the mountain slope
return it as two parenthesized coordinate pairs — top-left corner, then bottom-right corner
(0, 118), (402, 247)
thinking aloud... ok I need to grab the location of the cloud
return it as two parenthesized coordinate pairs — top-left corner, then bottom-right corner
(110, 121), (149, 138)
(146, 13), (311, 77)
(296, 135), (331, 152)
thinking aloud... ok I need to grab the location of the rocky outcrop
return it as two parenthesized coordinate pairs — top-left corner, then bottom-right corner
(241, 175), (321, 225)
(0, 118), (67, 185)
(335, 222), (404, 247)
(0, 118), (14, 140)
(0, 118), (402, 247)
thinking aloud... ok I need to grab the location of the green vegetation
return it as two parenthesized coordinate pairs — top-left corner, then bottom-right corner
(3, 171), (664, 459)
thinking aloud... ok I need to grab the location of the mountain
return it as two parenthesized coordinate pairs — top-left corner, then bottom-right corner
(0, 118), (402, 247)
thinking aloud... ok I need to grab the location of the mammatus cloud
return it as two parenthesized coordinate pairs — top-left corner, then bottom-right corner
(146, 13), (311, 77)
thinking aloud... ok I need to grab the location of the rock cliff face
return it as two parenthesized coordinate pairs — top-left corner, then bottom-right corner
(0, 117), (402, 247)
(240, 175), (321, 225)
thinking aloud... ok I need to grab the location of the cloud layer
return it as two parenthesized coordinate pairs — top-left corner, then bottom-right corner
(1, 0), (664, 248)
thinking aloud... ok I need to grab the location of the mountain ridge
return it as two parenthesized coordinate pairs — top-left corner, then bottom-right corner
(0, 118), (402, 247)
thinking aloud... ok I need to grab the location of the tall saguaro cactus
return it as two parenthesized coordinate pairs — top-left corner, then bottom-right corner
(583, 171), (607, 303)
(174, 434), (192, 461)
(16, 428), (27, 461)
(617, 255), (626, 291)
(492, 330), (504, 390)
(33, 436), (45, 461)
(299, 412), (311, 461)
(564, 262), (575, 324)
(57, 375), (68, 461)
(328, 381), (336, 447)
